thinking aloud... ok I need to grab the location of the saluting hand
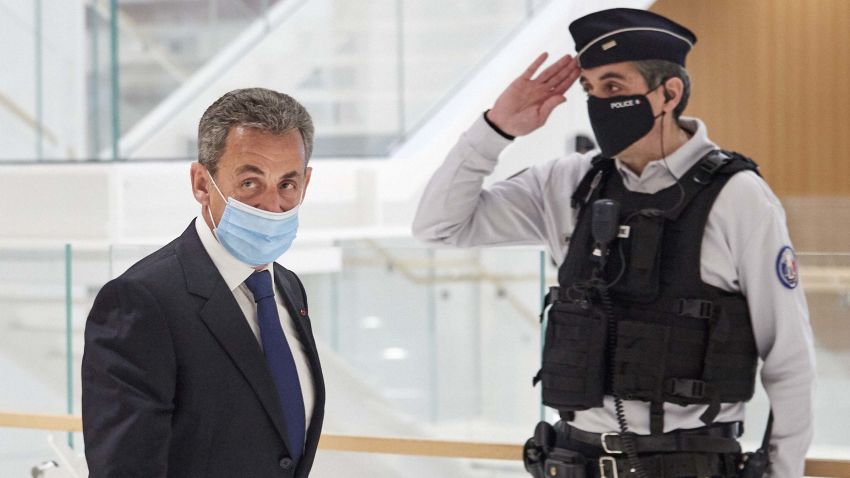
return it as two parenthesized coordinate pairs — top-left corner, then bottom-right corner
(486, 52), (581, 137)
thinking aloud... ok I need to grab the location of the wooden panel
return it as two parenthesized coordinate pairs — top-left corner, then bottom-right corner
(651, 0), (850, 196)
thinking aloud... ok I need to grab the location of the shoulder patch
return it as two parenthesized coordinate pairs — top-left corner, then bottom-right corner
(775, 246), (799, 289)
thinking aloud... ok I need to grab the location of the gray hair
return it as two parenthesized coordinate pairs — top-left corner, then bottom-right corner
(633, 60), (691, 119)
(198, 88), (314, 176)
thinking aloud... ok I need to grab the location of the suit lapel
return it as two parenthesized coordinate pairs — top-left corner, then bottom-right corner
(273, 266), (322, 379)
(176, 222), (293, 452)
(273, 266), (326, 475)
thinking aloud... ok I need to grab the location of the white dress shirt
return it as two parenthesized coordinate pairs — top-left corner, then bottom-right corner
(412, 115), (816, 478)
(195, 217), (314, 434)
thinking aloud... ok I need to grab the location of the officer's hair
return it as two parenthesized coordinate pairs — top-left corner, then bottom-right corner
(633, 60), (691, 120)
(198, 88), (314, 177)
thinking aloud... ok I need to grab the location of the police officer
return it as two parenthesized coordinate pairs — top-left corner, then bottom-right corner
(412, 8), (814, 478)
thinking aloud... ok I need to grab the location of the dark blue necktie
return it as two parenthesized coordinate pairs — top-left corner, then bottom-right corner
(244, 270), (305, 460)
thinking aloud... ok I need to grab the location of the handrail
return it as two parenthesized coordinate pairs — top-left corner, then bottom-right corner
(361, 240), (541, 325)
(1, 412), (848, 477)
(0, 91), (61, 148)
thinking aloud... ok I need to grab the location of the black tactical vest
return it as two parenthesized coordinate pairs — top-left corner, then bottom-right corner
(539, 151), (761, 434)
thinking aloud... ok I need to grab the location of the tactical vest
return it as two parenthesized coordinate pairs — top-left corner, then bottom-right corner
(538, 151), (761, 434)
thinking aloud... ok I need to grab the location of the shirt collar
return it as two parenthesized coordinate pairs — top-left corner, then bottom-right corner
(614, 117), (717, 191)
(194, 216), (272, 292)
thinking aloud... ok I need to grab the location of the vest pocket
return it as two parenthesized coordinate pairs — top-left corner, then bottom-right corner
(540, 301), (607, 411)
(612, 215), (664, 302)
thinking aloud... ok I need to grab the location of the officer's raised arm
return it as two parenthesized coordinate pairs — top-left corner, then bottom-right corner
(411, 53), (580, 247)
(487, 53), (580, 137)
(416, 7), (816, 478)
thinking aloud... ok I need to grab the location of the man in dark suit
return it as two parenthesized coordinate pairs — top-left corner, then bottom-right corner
(82, 88), (325, 477)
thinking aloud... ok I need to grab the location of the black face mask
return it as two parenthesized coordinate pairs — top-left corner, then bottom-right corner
(587, 85), (664, 158)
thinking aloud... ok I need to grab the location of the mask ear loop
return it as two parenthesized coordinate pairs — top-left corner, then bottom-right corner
(295, 181), (307, 208)
(206, 170), (227, 230)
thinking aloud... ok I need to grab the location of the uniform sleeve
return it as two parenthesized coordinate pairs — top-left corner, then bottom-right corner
(411, 114), (557, 247)
(727, 173), (816, 478)
(82, 278), (177, 478)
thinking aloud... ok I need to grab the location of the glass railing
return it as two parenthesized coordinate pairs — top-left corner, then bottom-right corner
(1, 0), (280, 162)
(1, 0), (551, 162)
(91, 0), (287, 159)
(1, 240), (849, 475)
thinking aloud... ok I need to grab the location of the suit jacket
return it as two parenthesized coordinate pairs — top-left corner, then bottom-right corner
(82, 221), (325, 477)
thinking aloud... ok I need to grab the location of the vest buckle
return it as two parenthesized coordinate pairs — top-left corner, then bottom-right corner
(693, 152), (730, 184)
(600, 433), (623, 454)
(678, 299), (714, 319)
(666, 378), (707, 399)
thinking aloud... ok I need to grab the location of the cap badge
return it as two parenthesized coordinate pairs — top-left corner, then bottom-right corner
(602, 40), (618, 51)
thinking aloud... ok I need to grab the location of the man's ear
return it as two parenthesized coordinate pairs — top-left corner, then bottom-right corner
(301, 166), (312, 201)
(661, 77), (684, 113)
(190, 162), (211, 206)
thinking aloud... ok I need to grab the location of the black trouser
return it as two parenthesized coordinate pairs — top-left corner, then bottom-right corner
(525, 421), (743, 478)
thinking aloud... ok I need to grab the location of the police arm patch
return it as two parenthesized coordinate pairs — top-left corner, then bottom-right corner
(775, 246), (799, 289)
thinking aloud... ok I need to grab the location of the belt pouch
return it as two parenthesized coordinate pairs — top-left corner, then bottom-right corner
(544, 448), (587, 478)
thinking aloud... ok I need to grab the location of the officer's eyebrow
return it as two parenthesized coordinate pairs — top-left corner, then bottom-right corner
(580, 72), (628, 84)
(580, 71), (629, 92)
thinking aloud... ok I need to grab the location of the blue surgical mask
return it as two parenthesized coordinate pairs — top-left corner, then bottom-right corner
(207, 171), (303, 266)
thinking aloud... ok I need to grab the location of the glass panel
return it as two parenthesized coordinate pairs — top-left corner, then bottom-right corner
(111, 0), (547, 159)
(310, 240), (545, 443)
(0, 242), (162, 478)
(474, 247), (543, 439)
(261, 0), (401, 158)
(0, 246), (70, 474)
(5, 240), (849, 471)
(0, 1), (38, 161)
(799, 252), (850, 459)
(400, 0), (529, 136)
(114, 0), (282, 139)
(0, 1), (90, 162)
(3, 0), (554, 162)
(87, 2), (114, 159)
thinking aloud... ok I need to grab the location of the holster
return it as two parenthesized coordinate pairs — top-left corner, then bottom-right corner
(524, 422), (587, 478)
(736, 449), (769, 478)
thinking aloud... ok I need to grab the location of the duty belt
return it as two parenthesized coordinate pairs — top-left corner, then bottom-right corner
(596, 452), (730, 478)
(556, 422), (743, 455)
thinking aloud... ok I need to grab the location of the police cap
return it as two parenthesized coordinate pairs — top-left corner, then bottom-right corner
(569, 8), (697, 68)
